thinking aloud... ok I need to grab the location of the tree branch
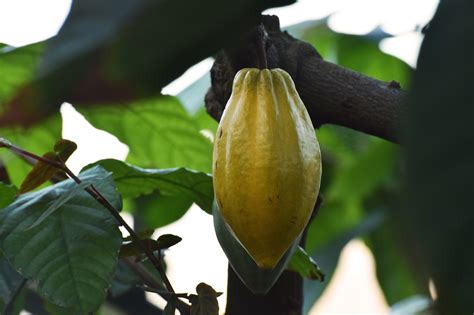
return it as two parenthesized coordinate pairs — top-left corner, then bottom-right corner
(205, 15), (404, 143)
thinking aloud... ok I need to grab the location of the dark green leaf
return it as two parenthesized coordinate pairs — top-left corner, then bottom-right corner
(0, 183), (16, 208)
(81, 96), (212, 172)
(91, 159), (213, 213)
(0, 1), (294, 126)
(109, 260), (141, 297)
(156, 234), (182, 249)
(119, 239), (159, 258)
(367, 214), (421, 304)
(189, 283), (221, 315)
(288, 246), (324, 281)
(404, 1), (474, 313)
(0, 253), (25, 313)
(53, 139), (77, 161)
(0, 166), (122, 313)
(213, 201), (299, 294)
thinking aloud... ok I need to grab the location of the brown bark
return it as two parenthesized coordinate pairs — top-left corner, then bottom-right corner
(205, 15), (404, 144)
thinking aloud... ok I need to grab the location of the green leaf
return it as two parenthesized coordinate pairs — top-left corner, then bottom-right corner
(0, 166), (122, 313)
(80, 96), (212, 172)
(0, 0), (294, 126)
(156, 234), (182, 249)
(0, 115), (62, 187)
(0, 183), (16, 208)
(404, 1), (474, 313)
(189, 283), (221, 315)
(91, 159), (213, 213)
(288, 246), (324, 281)
(139, 194), (193, 229)
(213, 201), (299, 294)
(0, 43), (44, 112)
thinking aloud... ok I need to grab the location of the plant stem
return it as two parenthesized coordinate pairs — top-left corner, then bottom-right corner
(255, 24), (268, 69)
(0, 139), (176, 294)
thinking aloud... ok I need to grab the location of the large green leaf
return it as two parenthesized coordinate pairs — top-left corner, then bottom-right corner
(0, 166), (122, 313)
(404, 1), (474, 313)
(80, 96), (213, 172)
(90, 159), (213, 213)
(0, 0), (294, 127)
(0, 43), (44, 113)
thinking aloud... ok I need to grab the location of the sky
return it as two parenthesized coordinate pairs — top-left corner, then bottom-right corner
(0, 0), (439, 313)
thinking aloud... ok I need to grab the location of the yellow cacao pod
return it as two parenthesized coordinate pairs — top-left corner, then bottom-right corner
(213, 68), (322, 269)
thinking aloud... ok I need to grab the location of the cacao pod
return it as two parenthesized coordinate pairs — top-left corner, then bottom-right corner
(213, 68), (321, 269)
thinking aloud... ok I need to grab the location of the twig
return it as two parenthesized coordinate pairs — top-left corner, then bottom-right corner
(124, 258), (191, 315)
(0, 139), (175, 294)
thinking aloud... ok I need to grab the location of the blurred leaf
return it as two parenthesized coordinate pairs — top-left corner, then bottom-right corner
(91, 159), (213, 213)
(109, 260), (141, 298)
(139, 194), (193, 229)
(306, 136), (395, 254)
(0, 116), (62, 187)
(213, 201), (300, 294)
(0, 183), (16, 208)
(404, 1), (474, 313)
(189, 283), (221, 315)
(0, 0), (294, 127)
(303, 211), (385, 313)
(0, 253), (25, 314)
(0, 166), (122, 313)
(0, 43), (44, 113)
(302, 24), (412, 88)
(80, 96), (213, 172)
(368, 214), (421, 304)
(288, 246), (324, 281)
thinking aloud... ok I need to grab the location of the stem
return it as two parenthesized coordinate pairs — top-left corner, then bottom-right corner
(0, 139), (176, 294)
(125, 258), (190, 315)
(255, 24), (268, 69)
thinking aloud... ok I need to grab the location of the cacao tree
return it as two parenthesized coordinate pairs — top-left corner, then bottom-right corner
(0, 1), (473, 314)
